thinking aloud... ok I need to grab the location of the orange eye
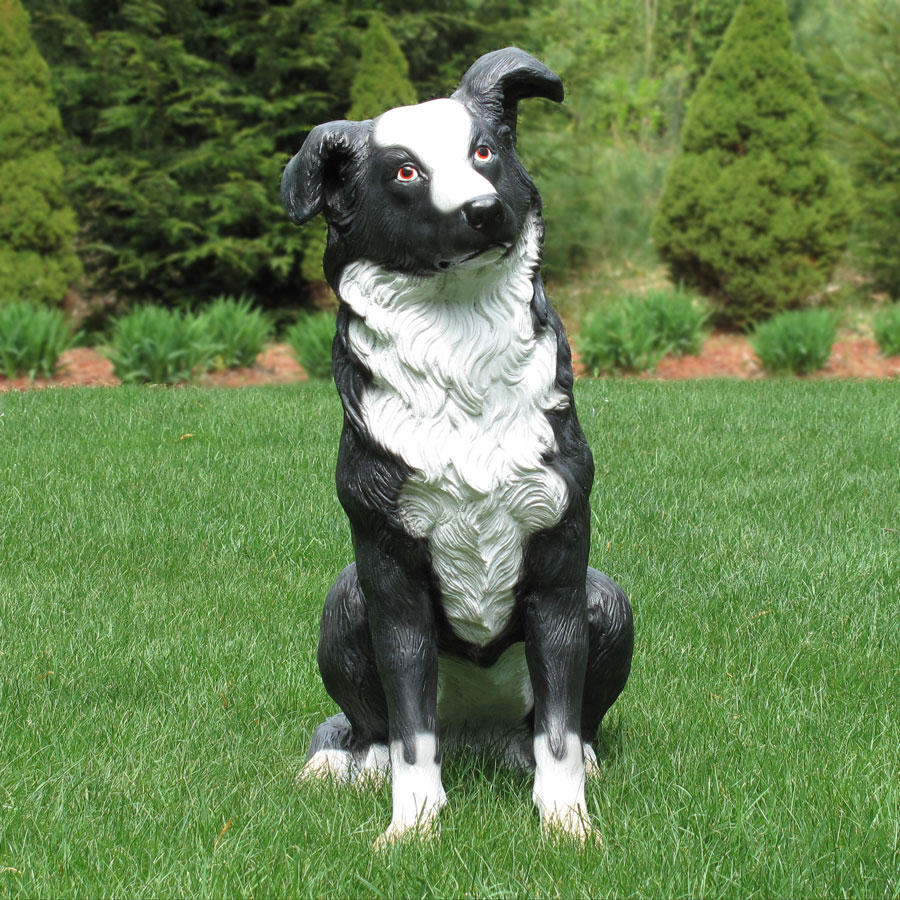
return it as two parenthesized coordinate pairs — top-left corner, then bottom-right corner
(474, 145), (493, 162)
(397, 164), (419, 182)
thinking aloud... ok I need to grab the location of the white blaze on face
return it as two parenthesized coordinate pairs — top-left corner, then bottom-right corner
(373, 98), (496, 213)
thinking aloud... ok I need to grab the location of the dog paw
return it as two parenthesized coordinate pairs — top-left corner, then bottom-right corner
(542, 805), (603, 847)
(373, 814), (441, 850)
(296, 749), (352, 783)
(353, 743), (390, 789)
(583, 743), (600, 779)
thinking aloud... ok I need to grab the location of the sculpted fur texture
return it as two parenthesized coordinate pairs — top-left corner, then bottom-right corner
(282, 47), (634, 845)
(341, 217), (569, 646)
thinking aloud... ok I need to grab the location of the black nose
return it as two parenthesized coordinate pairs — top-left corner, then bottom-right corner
(462, 195), (505, 233)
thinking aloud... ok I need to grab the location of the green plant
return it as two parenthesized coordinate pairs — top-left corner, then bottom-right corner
(106, 306), (215, 384)
(578, 287), (708, 375)
(873, 303), (900, 356)
(578, 295), (669, 375)
(641, 286), (709, 356)
(0, 301), (75, 378)
(346, 14), (417, 121)
(751, 308), (836, 374)
(819, 1), (900, 296)
(651, 0), (853, 328)
(525, 144), (670, 281)
(196, 295), (272, 369)
(0, 0), (81, 305)
(284, 312), (335, 380)
(27, 2), (519, 310)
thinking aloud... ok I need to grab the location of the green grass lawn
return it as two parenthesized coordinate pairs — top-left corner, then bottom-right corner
(1, 381), (897, 898)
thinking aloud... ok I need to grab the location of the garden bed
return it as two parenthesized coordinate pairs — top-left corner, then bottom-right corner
(0, 343), (307, 391)
(1, 333), (898, 392)
(644, 332), (900, 380)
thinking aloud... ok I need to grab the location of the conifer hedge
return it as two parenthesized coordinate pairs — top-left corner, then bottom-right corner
(0, 0), (81, 306)
(824, 0), (900, 297)
(300, 13), (419, 290)
(348, 15), (417, 121)
(651, 0), (853, 327)
(26, 1), (517, 311)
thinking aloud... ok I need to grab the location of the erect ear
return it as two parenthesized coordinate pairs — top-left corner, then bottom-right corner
(281, 120), (369, 226)
(450, 47), (563, 136)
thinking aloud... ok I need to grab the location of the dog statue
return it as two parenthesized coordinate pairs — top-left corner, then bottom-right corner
(281, 47), (633, 845)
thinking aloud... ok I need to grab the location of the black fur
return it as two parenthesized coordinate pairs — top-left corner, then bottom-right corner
(284, 47), (633, 828)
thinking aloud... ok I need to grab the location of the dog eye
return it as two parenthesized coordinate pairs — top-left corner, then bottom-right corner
(474, 145), (493, 162)
(397, 165), (419, 182)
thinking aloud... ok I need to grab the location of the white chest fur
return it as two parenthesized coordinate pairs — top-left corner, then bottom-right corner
(339, 221), (570, 646)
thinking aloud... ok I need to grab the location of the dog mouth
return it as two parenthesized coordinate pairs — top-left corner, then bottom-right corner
(435, 243), (510, 271)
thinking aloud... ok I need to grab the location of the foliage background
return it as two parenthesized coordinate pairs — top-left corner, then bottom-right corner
(7, 0), (894, 318)
(651, 0), (852, 327)
(0, 0), (81, 306)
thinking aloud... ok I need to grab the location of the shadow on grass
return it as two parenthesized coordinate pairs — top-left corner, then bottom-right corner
(596, 716), (628, 765)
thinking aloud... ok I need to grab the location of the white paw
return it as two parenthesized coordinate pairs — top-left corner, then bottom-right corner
(542, 803), (602, 846)
(373, 736), (446, 848)
(373, 809), (442, 849)
(353, 742), (390, 789)
(297, 749), (352, 783)
(533, 732), (600, 844)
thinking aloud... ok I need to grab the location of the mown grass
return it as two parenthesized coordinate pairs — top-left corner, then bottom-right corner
(0, 381), (898, 898)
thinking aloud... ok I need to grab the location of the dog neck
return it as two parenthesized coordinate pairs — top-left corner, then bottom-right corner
(336, 215), (558, 426)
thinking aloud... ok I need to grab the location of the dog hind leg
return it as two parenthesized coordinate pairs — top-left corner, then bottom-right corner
(581, 567), (634, 769)
(301, 564), (390, 784)
(301, 712), (356, 780)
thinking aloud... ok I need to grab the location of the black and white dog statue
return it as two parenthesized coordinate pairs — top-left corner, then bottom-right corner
(281, 47), (633, 845)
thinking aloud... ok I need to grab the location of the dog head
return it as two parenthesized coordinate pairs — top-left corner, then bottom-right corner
(281, 48), (563, 284)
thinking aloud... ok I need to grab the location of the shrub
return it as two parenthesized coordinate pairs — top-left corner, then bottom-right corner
(578, 296), (669, 376)
(0, 0), (81, 306)
(651, 0), (853, 328)
(0, 302), (75, 378)
(820, 2), (900, 296)
(873, 303), (900, 356)
(196, 295), (272, 369)
(751, 308), (836, 375)
(285, 313), (335, 380)
(346, 14), (417, 121)
(106, 306), (214, 384)
(578, 288), (709, 375)
(641, 286), (709, 357)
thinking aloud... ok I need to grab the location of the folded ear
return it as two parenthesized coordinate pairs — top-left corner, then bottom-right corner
(281, 120), (369, 226)
(450, 47), (563, 136)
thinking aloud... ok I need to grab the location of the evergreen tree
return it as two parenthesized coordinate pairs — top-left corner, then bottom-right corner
(651, 0), (852, 326)
(25, 0), (521, 310)
(348, 14), (417, 121)
(820, 0), (900, 296)
(24, 0), (354, 310)
(0, 0), (80, 306)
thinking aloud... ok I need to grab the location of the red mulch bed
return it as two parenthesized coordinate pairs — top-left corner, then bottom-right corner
(643, 333), (900, 381)
(2, 336), (898, 392)
(0, 344), (307, 392)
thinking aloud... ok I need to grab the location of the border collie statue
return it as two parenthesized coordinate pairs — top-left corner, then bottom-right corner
(281, 47), (633, 845)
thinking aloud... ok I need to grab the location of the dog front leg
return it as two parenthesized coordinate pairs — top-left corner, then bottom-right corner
(524, 585), (594, 841)
(357, 545), (446, 846)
